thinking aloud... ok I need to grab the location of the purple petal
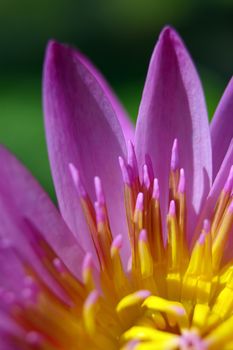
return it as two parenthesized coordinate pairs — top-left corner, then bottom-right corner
(207, 140), (233, 208)
(0, 245), (25, 292)
(193, 140), (233, 262)
(0, 311), (22, 350)
(0, 146), (85, 279)
(211, 77), (233, 178)
(77, 50), (134, 142)
(43, 41), (129, 259)
(135, 26), (212, 240)
(0, 337), (17, 350)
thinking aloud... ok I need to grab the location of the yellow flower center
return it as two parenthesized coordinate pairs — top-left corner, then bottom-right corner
(6, 142), (233, 350)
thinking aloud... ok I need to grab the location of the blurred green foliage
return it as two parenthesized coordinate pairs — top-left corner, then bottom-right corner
(0, 0), (232, 199)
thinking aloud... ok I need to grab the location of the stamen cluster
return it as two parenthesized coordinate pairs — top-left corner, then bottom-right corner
(3, 140), (233, 350)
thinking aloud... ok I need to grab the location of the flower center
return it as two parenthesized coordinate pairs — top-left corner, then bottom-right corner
(3, 140), (233, 350)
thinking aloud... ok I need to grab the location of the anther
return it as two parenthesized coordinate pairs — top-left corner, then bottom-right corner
(151, 178), (164, 264)
(69, 163), (87, 198)
(111, 234), (123, 255)
(178, 168), (185, 194)
(134, 192), (144, 234)
(83, 290), (100, 335)
(142, 164), (151, 191)
(138, 230), (153, 279)
(135, 192), (144, 212)
(167, 200), (183, 299)
(82, 253), (95, 292)
(169, 139), (180, 201)
(110, 235), (127, 294)
(171, 139), (179, 171)
(143, 296), (189, 329)
(152, 178), (160, 200)
(127, 140), (139, 181)
(119, 156), (133, 186)
(94, 201), (106, 224)
(116, 290), (151, 314)
(94, 176), (105, 205)
(169, 200), (176, 217)
(203, 219), (211, 234)
(145, 154), (154, 183)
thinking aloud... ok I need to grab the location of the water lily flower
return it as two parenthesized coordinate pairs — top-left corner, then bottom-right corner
(1, 26), (233, 350)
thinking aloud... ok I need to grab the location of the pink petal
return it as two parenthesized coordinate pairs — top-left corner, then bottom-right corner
(193, 140), (233, 262)
(0, 311), (22, 349)
(0, 245), (25, 292)
(207, 140), (233, 208)
(135, 26), (212, 240)
(211, 77), (233, 178)
(43, 41), (129, 259)
(0, 146), (85, 279)
(77, 50), (134, 142)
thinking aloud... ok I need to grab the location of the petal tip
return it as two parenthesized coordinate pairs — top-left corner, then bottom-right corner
(45, 40), (66, 60)
(160, 25), (174, 37)
(43, 40), (62, 86)
(158, 26), (185, 57)
(159, 25), (177, 41)
(44, 40), (61, 66)
(43, 40), (75, 80)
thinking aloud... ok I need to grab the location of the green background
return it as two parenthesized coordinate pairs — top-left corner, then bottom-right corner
(0, 0), (232, 200)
